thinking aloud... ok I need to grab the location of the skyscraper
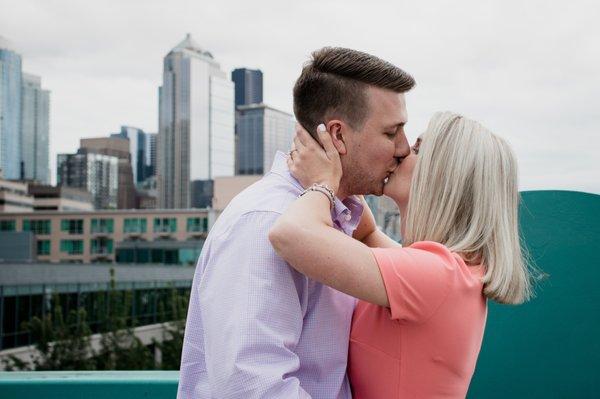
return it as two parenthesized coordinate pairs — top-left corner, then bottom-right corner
(0, 37), (22, 180)
(235, 104), (295, 175)
(145, 132), (157, 179)
(157, 34), (235, 209)
(111, 126), (149, 185)
(231, 68), (263, 107)
(21, 73), (50, 183)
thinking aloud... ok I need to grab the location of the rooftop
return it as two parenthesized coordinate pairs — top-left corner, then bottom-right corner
(171, 33), (214, 59)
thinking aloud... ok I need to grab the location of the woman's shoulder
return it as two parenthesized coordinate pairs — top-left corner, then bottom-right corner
(379, 241), (458, 268)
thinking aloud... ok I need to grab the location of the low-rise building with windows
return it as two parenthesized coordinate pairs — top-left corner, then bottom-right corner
(0, 209), (212, 265)
(0, 177), (33, 212)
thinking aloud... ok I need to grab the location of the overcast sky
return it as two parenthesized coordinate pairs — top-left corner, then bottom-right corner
(1, 0), (598, 193)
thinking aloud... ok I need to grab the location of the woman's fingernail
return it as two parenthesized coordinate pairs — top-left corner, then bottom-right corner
(317, 124), (326, 133)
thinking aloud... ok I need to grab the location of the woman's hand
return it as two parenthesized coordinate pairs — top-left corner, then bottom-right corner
(288, 124), (342, 194)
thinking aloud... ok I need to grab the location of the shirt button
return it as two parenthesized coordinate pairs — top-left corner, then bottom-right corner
(344, 212), (352, 221)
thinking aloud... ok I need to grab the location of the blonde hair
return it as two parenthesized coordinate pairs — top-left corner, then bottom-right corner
(404, 112), (531, 304)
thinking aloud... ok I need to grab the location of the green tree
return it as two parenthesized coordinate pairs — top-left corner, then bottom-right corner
(3, 295), (96, 371)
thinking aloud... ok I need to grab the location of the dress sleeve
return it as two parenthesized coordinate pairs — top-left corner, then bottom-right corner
(371, 241), (456, 324)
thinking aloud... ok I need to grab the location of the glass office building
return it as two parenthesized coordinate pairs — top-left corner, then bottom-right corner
(231, 68), (263, 107)
(158, 34), (235, 209)
(0, 37), (22, 180)
(112, 126), (156, 186)
(20, 73), (50, 183)
(236, 104), (295, 175)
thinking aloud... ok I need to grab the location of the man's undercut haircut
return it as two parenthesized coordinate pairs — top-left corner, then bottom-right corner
(293, 47), (416, 136)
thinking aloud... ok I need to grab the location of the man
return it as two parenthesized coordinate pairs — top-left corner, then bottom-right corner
(177, 47), (415, 398)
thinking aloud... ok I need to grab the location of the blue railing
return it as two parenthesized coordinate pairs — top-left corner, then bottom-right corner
(0, 371), (179, 399)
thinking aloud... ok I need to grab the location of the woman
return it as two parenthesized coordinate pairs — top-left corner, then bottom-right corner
(269, 111), (532, 398)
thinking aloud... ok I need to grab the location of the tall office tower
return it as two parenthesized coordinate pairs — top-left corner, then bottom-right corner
(57, 152), (119, 210)
(157, 34), (235, 209)
(20, 73), (50, 183)
(235, 104), (295, 175)
(80, 137), (136, 209)
(0, 37), (22, 180)
(111, 126), (148, 185)
(145, 132), (157, 178)
(231, 68), (263, 107)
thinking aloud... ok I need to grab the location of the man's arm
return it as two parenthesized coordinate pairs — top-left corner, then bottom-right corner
(198, 211), (312, 398)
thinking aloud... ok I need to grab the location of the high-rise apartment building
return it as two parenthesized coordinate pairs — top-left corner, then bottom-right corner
(80, 137), (136, 209)
(0, 37), (22, 180)
(235, 104), (295, 175)
(21, 73), (50, 183)
(157, 34), (235, 209)
(231, 68), (263, 107)
(57, 152), (119, 210)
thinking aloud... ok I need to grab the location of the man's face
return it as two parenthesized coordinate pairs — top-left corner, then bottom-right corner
(341, 86), (410, 196)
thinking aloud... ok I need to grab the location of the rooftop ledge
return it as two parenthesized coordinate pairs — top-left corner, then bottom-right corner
(0, 371), (179, 399)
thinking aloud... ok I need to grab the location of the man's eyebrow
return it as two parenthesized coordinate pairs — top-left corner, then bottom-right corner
(383, 122), (406, 130)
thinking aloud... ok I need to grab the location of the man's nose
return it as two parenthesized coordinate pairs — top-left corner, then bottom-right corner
(395, 133), (411, 160)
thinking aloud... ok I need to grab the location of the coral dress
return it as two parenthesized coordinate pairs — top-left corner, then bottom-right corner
(348, 241), (487, 398)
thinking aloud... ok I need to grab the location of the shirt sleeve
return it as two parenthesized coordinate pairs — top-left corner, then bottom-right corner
(198, 211), (312, 398)
(371, 241), (456, 324)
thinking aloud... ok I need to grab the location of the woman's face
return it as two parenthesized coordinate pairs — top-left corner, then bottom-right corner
(383, 137), (421, 206)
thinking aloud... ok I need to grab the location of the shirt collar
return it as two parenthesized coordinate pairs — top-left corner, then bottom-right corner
(268, 151), (364, 235)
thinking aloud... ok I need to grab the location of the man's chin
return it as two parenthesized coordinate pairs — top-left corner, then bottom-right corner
(369, 184), (385, 197)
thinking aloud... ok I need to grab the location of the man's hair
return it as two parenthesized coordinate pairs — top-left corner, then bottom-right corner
(293, 47), (415, 134)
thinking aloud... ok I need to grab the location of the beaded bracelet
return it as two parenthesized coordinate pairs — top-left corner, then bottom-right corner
(299, 183), (336, 209)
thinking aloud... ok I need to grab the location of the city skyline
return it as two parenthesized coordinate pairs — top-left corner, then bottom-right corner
(1, 0), (598, 194)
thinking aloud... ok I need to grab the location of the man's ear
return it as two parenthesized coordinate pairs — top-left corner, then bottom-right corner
(326, 120), (347, 155)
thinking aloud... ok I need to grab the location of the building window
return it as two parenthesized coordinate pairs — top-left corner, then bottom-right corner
(61, 219), (84, 235)
(0, 220), (16, 231)
(186, 217), (208, 233)
(154, 218), (177, 233)
(37, 240), (51, 255)
(90, 238), (113, 254)
(23, 219), (51, 235)
(60, 239), (83, 255)
(124, 218), (147, 233)
(91, 218), (114, 234)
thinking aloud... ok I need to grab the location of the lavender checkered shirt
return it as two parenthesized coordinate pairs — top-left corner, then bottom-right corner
(177, 151), (362, 398)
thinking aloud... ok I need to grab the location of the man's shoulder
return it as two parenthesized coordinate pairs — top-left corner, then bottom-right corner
(224, 174), (300, 215)
(209, 174), (300, 236)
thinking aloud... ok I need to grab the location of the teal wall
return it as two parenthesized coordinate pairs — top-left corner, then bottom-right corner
(468, 190), (600, 398)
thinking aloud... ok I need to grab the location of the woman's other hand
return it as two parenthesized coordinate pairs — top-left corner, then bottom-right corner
(288, 123), (342, 194)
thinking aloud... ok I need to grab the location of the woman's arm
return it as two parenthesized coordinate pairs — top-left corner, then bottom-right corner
(269, 125), (389, 307)
(269, 190), (389, 307)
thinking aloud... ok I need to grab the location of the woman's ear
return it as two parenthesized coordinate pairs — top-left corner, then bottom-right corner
(327, 120), (347, 155)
